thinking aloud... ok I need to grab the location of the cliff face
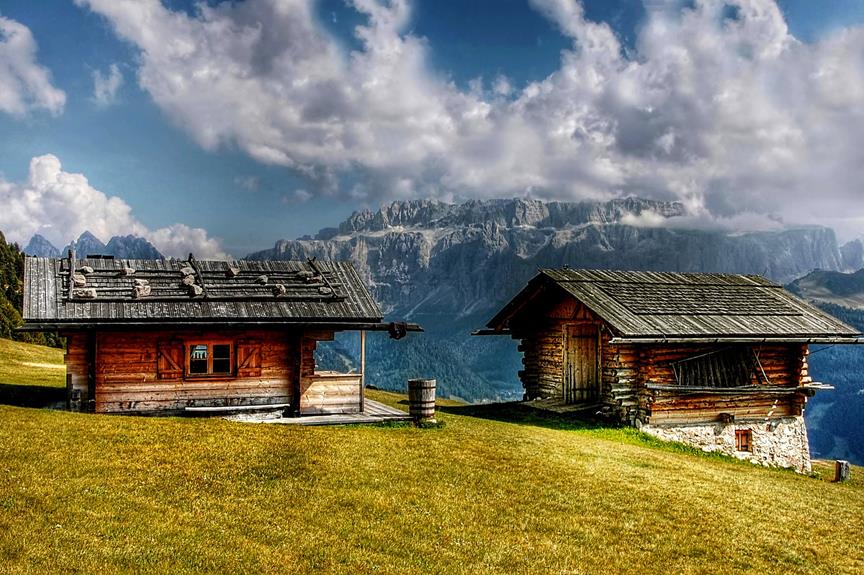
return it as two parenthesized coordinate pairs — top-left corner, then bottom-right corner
(250, 198), (845, 318)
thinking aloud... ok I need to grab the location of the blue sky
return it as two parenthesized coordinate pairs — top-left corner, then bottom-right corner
(1, 0), (864, 257)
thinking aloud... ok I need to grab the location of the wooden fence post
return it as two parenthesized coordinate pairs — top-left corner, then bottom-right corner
(835, 460), (851, 482)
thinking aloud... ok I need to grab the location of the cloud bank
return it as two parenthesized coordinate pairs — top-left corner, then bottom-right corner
(0, 15), (65, 117)
(0, 155), (229, 258)
(75, 0), (864, 237)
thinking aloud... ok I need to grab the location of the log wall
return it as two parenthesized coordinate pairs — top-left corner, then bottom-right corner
(511, 297), (600, 400)
(65, 333), (90, 410)
(62, 328), (360, 415)
(508, 292), (811, 426)
(91, 329), (294, 413)
(300, 372), (363, 414)
(642, 344), (807, 425)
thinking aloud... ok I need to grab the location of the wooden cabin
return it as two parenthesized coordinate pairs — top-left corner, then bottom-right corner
(21, 252), (419, 417)
(478, 268), (861, 472)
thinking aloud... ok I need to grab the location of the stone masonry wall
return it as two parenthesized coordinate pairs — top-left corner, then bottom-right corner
(641, 416), (812, 473)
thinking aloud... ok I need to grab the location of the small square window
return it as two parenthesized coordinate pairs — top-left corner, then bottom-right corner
(212, 344), (232, 374)
(735, 429), (752, 452)
(189, 344), (209, 374)
(187, 343), (233, 376)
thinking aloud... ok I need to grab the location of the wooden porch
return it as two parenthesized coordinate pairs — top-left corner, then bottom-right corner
(522, 397), (605, 417)
(223, 398), (411, 426)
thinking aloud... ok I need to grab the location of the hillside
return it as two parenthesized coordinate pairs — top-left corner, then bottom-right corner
(788, 268), (864, 308)
(0, 340), (862, 574)
(782, 270), (864, 464)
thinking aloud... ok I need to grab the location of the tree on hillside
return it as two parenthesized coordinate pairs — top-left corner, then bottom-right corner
(0, 231), (62, 347)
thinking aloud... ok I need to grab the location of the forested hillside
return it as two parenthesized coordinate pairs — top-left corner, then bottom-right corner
(806, 303), (864, 464)
(0, 231), (60, 347)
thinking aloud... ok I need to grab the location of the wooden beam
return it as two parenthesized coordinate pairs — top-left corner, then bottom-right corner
(290, 333), (302, 417)
(19, 320), (423, 332)
(360, 329), (366, 413)
(610, 337), (864, 345)
(187, 253), (209, 298)
(66, 248), (75, 301)
(86, 330), (96, 413)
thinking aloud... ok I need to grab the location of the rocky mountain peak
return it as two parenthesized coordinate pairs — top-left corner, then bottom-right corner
(104, 235), (163, 259)
(56, 232), (165, 260)
(65, 231), (107, 258)
(23, 234), (60, 258)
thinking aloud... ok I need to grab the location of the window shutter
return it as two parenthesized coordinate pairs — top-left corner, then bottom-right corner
(237, 339), (262, 378)
(157, 339), (184, 380)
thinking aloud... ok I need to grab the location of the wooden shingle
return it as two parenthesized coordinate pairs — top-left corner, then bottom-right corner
(23, 257), (383, 329)
(486, 268), (860, 341)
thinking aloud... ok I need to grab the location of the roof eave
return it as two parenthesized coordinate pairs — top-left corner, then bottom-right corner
(18, 318), (421, 333)
(608, 335), (864, 345)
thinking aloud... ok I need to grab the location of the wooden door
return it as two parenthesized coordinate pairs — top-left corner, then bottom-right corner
(563, 325), (599, 403)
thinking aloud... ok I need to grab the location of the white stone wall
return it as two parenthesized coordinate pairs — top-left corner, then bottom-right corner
(641, 416), (811, 473)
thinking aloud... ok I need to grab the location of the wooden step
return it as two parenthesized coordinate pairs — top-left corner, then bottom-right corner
(184, 403), (291, 416)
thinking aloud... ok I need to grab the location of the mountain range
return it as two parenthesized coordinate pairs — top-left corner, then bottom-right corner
(250, 197), (860, 318)
(24, 232), (163, 260)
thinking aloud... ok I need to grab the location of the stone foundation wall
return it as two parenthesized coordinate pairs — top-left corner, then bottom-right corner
(641, 416), (811, 473)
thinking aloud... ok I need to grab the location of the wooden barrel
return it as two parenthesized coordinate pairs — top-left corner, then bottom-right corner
(408, 378), (436, 421)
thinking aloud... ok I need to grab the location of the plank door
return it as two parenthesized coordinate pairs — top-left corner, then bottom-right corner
(563, 325), (599, 403)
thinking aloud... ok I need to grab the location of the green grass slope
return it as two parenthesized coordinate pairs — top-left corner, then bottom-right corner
(0, 337), (65, 407)
(0, 340), (862, 575)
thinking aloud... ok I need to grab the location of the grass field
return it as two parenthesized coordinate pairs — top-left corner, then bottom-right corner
(0, 337), (65, 407)
(0, 340), (862, 574)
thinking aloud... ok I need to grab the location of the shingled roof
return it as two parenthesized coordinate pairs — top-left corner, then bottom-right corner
(484, 268), (861, 343)
(22, 256), (386, 330)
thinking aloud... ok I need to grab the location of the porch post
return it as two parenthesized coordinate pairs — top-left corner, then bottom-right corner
(360, 329), (366, 413)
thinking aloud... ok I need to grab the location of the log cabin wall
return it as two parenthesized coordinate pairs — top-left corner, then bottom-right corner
(85, 328), (294, 413)
(600, 338), (642, 423)
(507, 292), (812, 426)
(511, 296), (594, 400)
(63, 327), (362, 415)
(640, 343), (808, 425)
(64, 333), (90, 410)
(510, 294), (642, 415)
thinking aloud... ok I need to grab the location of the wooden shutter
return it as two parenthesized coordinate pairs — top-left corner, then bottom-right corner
(237, 339), (262, 378)
(157, 339), (184, 380)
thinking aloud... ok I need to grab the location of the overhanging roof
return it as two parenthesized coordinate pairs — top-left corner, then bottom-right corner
(23, 256), (389, 329)
(482, 268), (861, 342)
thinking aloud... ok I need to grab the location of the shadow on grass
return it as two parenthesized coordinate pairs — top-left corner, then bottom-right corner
(0, 382), (65, 409)
(436, 401), (614, 433)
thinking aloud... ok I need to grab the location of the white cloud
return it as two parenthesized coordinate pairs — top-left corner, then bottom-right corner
(74, 0), (864, 237)
(0, 15), (65, 117)
(0, 154), (229, 258)
(92, 63), (123, 106)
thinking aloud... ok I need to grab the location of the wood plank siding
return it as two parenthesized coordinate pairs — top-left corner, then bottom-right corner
(63, 328), (360, 415)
